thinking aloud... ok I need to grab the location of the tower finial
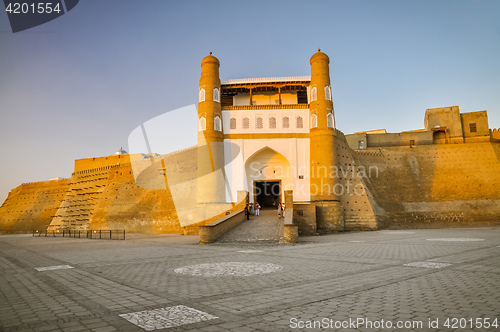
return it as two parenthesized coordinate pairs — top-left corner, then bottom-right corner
(318, 48), (321, 52)
(209, 51), (212, 55)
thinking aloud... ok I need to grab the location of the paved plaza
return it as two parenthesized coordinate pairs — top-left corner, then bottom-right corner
(1, 224), (499, 332)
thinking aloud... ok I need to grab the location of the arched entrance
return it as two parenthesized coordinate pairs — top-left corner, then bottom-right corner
(244, 147), (291, 208)
(433, 130), (447, 144)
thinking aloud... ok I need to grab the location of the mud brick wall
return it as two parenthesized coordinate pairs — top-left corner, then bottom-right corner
(0, 179), (70, 233)
(335, 131), (385, 231)
(353, 142), (500, 228)
(293, 203), (317, 235)
(48, 147), (199, 234)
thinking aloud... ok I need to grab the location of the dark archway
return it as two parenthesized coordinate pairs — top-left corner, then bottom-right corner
(255, 181), (280, 208)
(244, 146), (291, 205)
(433, 130), (446, 144)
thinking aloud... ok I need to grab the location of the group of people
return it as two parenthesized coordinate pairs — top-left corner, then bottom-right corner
(244, 202), (286, 220)
(245, 202), (261, 219)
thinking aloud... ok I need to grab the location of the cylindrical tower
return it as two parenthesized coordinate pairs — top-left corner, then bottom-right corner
(309, 49), (337, 201)
(197, 52), (226, 204)
(309, 49), (343, 231)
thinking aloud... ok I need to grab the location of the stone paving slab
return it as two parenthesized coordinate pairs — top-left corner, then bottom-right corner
(0, 228), (499, 331)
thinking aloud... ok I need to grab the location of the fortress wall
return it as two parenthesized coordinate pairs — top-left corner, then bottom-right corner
(48, 167), (112, 231)
(491, 129), (500, 143)
(1, 146), (210, 235)
(74, 154), (131, 173)
(0, 179), (70, 233)
(353, 142), (500, 228)
(88, 162), (183, 233)
(48, 146), (200, 233)
(334, 131), (386, 231)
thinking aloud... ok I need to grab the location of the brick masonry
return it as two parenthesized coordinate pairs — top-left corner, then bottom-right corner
(354, 142), (500, 228)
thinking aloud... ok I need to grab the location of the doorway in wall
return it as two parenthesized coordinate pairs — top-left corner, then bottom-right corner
(254, 181), (281, 209)
(433, 130), (447, 144)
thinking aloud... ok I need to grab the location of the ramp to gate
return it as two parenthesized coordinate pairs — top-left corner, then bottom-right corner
(215, 209), (284, 243)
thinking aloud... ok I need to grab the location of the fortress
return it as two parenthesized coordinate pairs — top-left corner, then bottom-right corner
(1, 50), (500, 235)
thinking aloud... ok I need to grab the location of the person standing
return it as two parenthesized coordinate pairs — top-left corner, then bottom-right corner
(244, 204), (250, 220)
(277, 203), (282, 219)
(255, 202), (261, 216)
(250, 203), (255, 215)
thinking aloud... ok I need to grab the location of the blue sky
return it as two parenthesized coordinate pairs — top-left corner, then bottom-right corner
(0, 0), (499, 202)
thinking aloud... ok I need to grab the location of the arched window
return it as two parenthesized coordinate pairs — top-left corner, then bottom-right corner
(269, 116), (276, 129)
(310, 86), (317, 102)
(213, 88), (220, 103)
(256, 116), (263, 129)
(230, 117), (236, 129)
(199, 88), (205, 102)
(243, 117), (250, 129)
(325, 85), (332, 101)
(282, 116), (290, 129)
(327, 112), (334, 128)
(198, 117), (206, 131)
(311, 114), (317, 128)
(296, 116), (303, 129)
(214, 115), (222, 131)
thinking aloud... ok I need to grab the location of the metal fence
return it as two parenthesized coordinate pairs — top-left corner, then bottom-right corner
(33, 229), (125, 240)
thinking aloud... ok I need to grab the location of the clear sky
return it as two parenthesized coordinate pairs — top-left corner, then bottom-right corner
(0, 0), (499, 203)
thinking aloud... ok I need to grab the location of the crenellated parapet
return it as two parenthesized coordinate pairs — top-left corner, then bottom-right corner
(354, 149), (384, 157)
(332, 128), (346, 140)
(491, 128), (500, 142)
(21, 178), (70, 186)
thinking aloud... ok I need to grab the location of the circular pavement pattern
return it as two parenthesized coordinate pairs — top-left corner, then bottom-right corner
(174, 262), (283, 277)
(426, 238), (485, 242)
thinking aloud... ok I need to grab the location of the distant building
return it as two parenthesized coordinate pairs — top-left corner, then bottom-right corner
(347, 106), (491, 149)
